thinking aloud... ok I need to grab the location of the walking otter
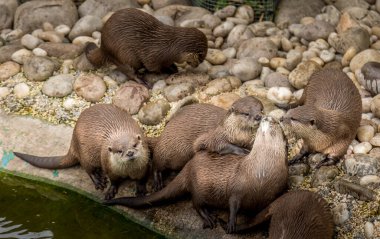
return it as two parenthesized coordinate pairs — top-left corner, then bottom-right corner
(220, 190), (334, 239)
(281, 69), (362, 167)
(85, 8), (207, 87)
(13, 104), (150, 200)
(105, 117), (288, 233)
(151, 96), (263, 191)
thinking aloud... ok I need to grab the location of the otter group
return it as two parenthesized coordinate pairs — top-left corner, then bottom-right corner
(13, 6), (365, 239)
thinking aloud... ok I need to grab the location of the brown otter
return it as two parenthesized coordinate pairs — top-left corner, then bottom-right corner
(220, 190), (334, 238)
(281, 68), (362, 167)
(105, 117), (288, 234)
(150, 96), (263, 191)
(13, 104), (150, 200)
(85, 8), (208, 87)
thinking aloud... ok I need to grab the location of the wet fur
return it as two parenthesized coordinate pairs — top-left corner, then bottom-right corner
(225, 190), (334, 239)
(86, 8), (207, 84)
(14, 104), (150, 199)
(283, 69), (362, 161)
(105, 118), (288, 233)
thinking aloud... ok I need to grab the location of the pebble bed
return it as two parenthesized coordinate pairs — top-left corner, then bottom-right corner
(1, 0), (380, 238)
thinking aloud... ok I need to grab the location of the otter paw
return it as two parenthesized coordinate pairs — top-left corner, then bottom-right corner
(226, 221), (236, 234)
(316, 156), (339, 168)
(104, 185), (118, 200)
(153, 172), (164, 192)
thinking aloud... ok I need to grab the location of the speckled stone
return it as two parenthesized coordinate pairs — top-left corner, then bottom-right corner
(163, 82), (195, 102)
(73, 73), (106, 102)
(138, 99), (170, 125)
(23, 56), (57, 81)
(42, 74), (74, 97)
(311, 166), (339, 187)
(202, 76), (241, 96)
(113, 81), (150, 115)
(13, 83), (30, 99)
(0, 61), (20, 81)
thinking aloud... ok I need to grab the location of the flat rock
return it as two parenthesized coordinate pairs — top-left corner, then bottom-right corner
(206, 49), (227, 65)
(0, 0), (19, 30)
(23, 56), (57, 81)
(138, 99), (170, 125)
(38, 43), (83, 59)
(154, 5), (210, 27)
(78, 0), (139, 18)
(73, 73), (106, 102)
(113, 81), (150, 114)
(0, 61), (20, 81)
(42, 74), (74, 97)
(69, 15), (103, 40)
(263, 72), (293, 90)
(14, 0), (78, 33)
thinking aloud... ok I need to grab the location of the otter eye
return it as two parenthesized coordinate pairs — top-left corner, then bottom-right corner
(117, 150), (123, 154)
(242, 113), (250, 117)
(133, 143), (138, 148)
(137, 135), (141, 141)
(108, 147), (112, 152)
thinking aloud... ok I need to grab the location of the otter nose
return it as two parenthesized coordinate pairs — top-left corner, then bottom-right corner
(255, 114), (262, 121)
(127, 151), (134, 157)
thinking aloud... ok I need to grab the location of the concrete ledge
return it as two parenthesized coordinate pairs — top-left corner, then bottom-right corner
(0, 110), (262, 239)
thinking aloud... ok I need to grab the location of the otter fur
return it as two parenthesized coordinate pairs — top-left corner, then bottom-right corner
(220, 190), (334, 238)
(13, 104), (150, 200)
(282, 68), (362, 167)
(105, 117), (288, 233)
(150, 96), (263, 191)
(85, 8), (207, 87)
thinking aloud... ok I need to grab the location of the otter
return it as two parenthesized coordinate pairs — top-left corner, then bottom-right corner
(150, 96), (263, 191)
(281, 68), (362, 167)
(105, 117), (288, 234)
(220, 190), (334, 239)
(13, 104), (150, 200)
(85, 8), (208, 87)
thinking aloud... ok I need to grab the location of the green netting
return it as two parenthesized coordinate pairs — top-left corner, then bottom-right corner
(191, 0), (278, 21)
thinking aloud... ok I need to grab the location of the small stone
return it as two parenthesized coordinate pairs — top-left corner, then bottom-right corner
(267, 87), (292, 105)
(13, 83), (30, 99)
(103, 76), (118, 90)
(32, 48), (47, 57)
(289, 60), (322, 89)
(23, 56), (57, 81)
(342, 46), (358, 67)
(113, 81), (150, 115)
(0, 44), (23, 64)
(319, 50), (335, 63)
(215, 5), (236, 19)
(371, 95), (380, 118)
(332, 203), (350, 225)
(329, 27), (370, 54)
(73, 53), (95, 71)
(360, 175), (380, 186)
(55, 24), (71, 36)
(21, 34), (41, 50)
(222, 47), (236, 59)
(288, 175), (304, 187)
(213, 21), (234, 38)
(281, 37), (293, 52)
(370, 133), (380, 146)
(73, 73), (106, 102)
(295, 20), (335, 41)
(203, 76), (241, 96)
(345, 154), (378, 176)
(11, 49), (32, 64)
(208, 65), (230, 79)
(69, 15), (103, 40)
(163, 82), (194, 102)
(362, 98), (372, 113)
(235, 5), (254, 23)
(268, 109), (286, 120)
(42, 74), (74, 97)
(230, 57), (262, 82)
(92, 31), (101, 40)
(244, 80), (268, 98)
(357, 125), (375, 142)
(350, 49), (380, 72)
(353, 142), (373, 154)
(0, 61), (20, 81)
(311, 166), (339, 187)
(62, 98), (77, 110)
(209, 93), (240, 109)
(289, 163), (310, 176)
(138, 100), (170, 125)
(237, 37), (278, 60)
(38, 31), (64, 43)
(334, 179), (376, 201)
(364, 221), (374, 239)
(263, 72), (293, 90)
(61, 59), (73, 74)
(152, 80), (166, 93)
(38, 42), (83, 59)
(284, 49), (302, 70)
(269, 57), (286, 69)
(72, 36), (97, 46)
(0, 87), (10, 99)
(206, 49), (227, 65)
(226, 24), (248, 47)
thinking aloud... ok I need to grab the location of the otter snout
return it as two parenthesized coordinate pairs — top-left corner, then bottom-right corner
(127, 151), (134, 157)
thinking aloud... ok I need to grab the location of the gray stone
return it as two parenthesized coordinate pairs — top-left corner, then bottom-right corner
(334, 0), (370, 11)
(152, 0), (189, 10)
(208, 65), (230, 79)
(23, 56), (57, 81)
(21, 34), (41, 50)
(73, 73), (106, 102)
(0, 44), (23, 63)
(78, 0), (139, 18)
(179, 19), (204, 28)
(203, 76), (241, 96)
(201, 14), (221, 29)
(0, 87), (10, 99)
(334, 179), (377, 201)
(163, 82), (194, 102)
(13, 82), (30, 99)
(328, 27), (370, 54)
(311, 166), (339, 187)
(14, 0), (78, 33)
(275, 0), (325, 29)
(237, 37), (278, 60)
(213, 21), (234, 38)
(11, 49), (32, 64)
(316, 5), (340, 26)
(371, 95), (380, 119)
(42, 74), (74, 97)
(360, 175), (380, 186)
(229, 57), (262, 82)
(113, 81), (150, 115)
(248, 21), (275, 37)
(154, 5), (210, 27)
(351, 49), (380, 72)
(357, 125), (375, 142)
(295, 20), (335, 41)
(206, 49), (227, 65)
(226, 24), (247, 47)
(68, 16), (103, 41)
(214, 5), (236, 19)
(288, 175), (305, 187)
(235, 5), (254, 23)
(38, 43), (83, 59)
(0, 0), (18, 30)
(155, 15), (174, 26)
(264, 72), (294, 90)
(0, 61), (20, 81)
(138, 99), (170, 125)
(344, 154), (378, 177)
(288, 60), (322, 89)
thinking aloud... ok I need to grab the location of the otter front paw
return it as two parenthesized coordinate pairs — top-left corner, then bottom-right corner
(316, 155), (339, 168)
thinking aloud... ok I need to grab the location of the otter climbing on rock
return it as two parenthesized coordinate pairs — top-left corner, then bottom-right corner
(14, 104), (150, 200)
(105, 117), (288, 234)
(150, 96), (263, 191)
(281, 68), (362, 167)
(85, 8), (208, 87)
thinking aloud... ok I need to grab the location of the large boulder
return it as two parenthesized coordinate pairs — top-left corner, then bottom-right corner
(0, 0), (18, 30)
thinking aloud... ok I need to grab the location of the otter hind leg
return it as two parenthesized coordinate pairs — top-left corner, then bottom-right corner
(104, 180), (122, 200)
(226, 197), (241, 234)
(88, 168), (108, 191)
(218, 143), (250, 156)
(153, 170), (164, 192)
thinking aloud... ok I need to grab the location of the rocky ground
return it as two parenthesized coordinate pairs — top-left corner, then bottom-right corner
(0, 0), (380, 238)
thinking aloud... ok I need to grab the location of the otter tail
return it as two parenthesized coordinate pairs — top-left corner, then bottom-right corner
(85, 42), (108, 67)
(104, 165), (190, 208)
(13, 151), (79, 169)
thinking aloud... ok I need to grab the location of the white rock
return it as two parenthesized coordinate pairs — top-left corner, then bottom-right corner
(21, 34), (41, 50)
(353, 142), (372, 154)
(364, 221), (374, 239)
(205, 49), (227, 65)
(357, 125), (375, 142)
(360, 175), (380, 186)
(14, 83), (30, 99)
(362, 97), (372, 113)
(370, 133), (380, 146)
(293, 89), (304, 101)
(267, 87), (292, 104)
(62, 98), (77, 110)
(32, 48), (47, 57)
(332, 203), (349, 225)
(230, 57), (262, 81)
(92, 31), (101, 39)
(11, 49), (32, 64)
(55, 24), (71, 36)
(0, 87), (10, 99)
(268, 109), (286, 120)
(319, 49), (335, 63)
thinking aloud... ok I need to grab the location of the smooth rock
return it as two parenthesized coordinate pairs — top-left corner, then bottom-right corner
(11, 49), (32, 64)
(163, 82), (194, 102)
(288, 175), (304, 187)
(336, 11), (361, 34)
(201, 14), (221, 30)
(244, 80), (268, 98)
(42, 74), (74, 97)
(38, 43), (83, 59)
(371, 95), (380, 118)
(154, 5), (210, 27)
(0, 87), (10, 99)
(32, 48), (47, 57)
(21, 34), (41, 50)
(288, 60), (322, 89)
(316, 5), (340, 26)
(13, 82), (29, 99)
(208, 65), (230, 79)
(72, 36), (97, 46)
(267, 87), (292, 105)
(288, 163), (310, 176)
(113, 81), (150, 114)
(230, 57), (262, 82)
(206, 49), (227, 65)
(311, 166), (339, 187)
(357, 125), (375, 142)
(78, 0), (139, 18)
(14, 0), (78, 33)
(342, 46), (357, 67)
(334, 0), (370, 10)
(332, 203), (350, 225)
(203, 76), (241, 96)
(209, 93), (240, 110)
(235, 5), (254, 23)
(362, 97), (372, 113)
(73, 53), (95, 71)
(222, 47), (236, 59)
(329, 27), (370, 54)
(214, 5), (236, 19)
(319, 50), (335, 63)
(0, 0), (18, 30)
(263, 72), (292, 90)
(68, 15), (103, 40)
(213, 21), (234, 38)
(237, 37), (278, 60)
(360, 175), (380, 186)
(226, 24), (247, 47)
(353, 142), (373, 154)
(370, 133), (380, 146)
(364, 222), (374, 239)
(138, 99), (170, 125)
(23, 56), (57, 81)
(38, 31), (64, 43)
(295, 20), (335, 41)
(0, 61), (20, 81)
(351, 49), (380, 72)
(152, 0), (188, 10)
(73, 73), (106, 102)
(268, 109), (286, 120)
(55, 24), (71, 36)
(0, 44), (23, 64)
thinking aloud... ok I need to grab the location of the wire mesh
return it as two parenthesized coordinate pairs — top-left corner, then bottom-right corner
(191, 0), (278, 21)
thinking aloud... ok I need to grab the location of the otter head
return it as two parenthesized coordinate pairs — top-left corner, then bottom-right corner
(108, 134), (144, 163)
(256, 116), (284, 143)
(177, 52), (204, 68)
(226, 96), (264, 131)
(175, 28), (207, 68)
(281, 106), (319, 139)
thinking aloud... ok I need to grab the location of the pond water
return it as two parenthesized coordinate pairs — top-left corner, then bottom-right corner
(0, 173), (164, 239)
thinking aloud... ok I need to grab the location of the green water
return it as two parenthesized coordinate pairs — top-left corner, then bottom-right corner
(0, 173), (164, 239)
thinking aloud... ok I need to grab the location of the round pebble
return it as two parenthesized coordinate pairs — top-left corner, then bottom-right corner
(319, 49), (335, 63)
(357, 125), (376, 142)
(0, 87), (10, 99)
(21, 34), (41, 50)
(353, 142), (372, 154)
(11, 49), (32, 64)
(55, 24), (71, 36)
(62, 98), (77, 110)
(138, 100), (170, 125)
(0, 61), (20, 81)
(32, 48), (47, 57)
(360, 175), (380, 186)
(370, 133), (380, 146)
(73, 73), (106, 102)
(364, 221), (374, 239)
(205, 49), (227, 65)
(42, 74), (74, 97)
(14, 83), (30, 99)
